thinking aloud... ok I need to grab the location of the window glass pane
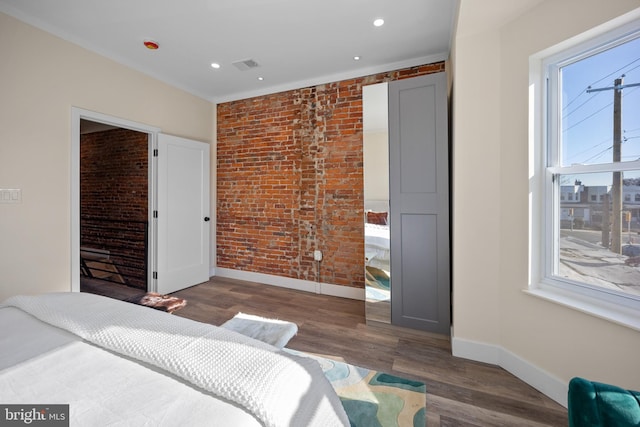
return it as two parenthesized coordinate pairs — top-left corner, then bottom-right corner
(556, 171), (640, 297)
(559, 36), (640, 166)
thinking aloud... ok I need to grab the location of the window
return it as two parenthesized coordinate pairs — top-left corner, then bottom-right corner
(542, 21), (640, 312)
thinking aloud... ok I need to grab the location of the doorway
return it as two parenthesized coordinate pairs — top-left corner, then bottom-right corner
(79, 119), (151, 299)
(71, 108), (160, 298)
(71, 107), (211, 298)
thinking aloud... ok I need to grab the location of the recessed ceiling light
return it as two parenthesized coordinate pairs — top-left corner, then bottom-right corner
(257, 77), (264, 81)
(353, 56), (361, 61)
(373, 18), (384, 27)
(211, 63), (221, 69)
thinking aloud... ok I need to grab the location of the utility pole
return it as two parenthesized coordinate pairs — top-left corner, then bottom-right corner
(611, 77), (623, 254)
(587, 76), (640, 254)
(602, 193), (610, 248)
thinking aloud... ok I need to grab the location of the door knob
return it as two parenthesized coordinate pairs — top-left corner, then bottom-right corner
(204, 217), (210, 222)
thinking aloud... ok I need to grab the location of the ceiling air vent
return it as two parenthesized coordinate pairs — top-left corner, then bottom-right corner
(232, 58), (260, 71)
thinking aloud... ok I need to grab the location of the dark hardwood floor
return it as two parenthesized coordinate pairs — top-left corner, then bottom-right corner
(81, 277), (146, 300)
(84, 276), (568, 426)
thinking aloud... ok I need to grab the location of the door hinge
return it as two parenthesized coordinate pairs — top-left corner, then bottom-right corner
(153, 271), (158, 280)
(153, 210), (158, 218)
(153, 149), (158, 157)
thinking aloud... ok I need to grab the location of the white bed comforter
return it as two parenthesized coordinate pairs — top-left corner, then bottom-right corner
(2, 293), (349, 427)
(365, 222), (390, 250)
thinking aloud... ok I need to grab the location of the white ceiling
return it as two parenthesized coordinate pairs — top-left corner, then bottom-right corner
(0, 0), (457, 103)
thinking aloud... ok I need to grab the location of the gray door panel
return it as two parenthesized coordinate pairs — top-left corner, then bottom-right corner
(389, 72), (450, 334)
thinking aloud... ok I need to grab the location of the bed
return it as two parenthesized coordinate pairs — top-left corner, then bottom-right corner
(364, 200), (390, 272)
(365, 222), (390, 270)
(0, 292), (349, 427)
(364, 201), (391, 305)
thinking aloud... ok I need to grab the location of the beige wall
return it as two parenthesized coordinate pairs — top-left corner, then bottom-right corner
(0, 12), (214, 301)
(452, 27), (503, 346)
(453, 0), (640, 396)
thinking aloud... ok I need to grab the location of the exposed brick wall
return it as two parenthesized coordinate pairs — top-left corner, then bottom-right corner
(80, 128), (148, 289)
(217, 62), (445, 288)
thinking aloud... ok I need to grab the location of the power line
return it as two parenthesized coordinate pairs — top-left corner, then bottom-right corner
(563, 92), (602, 118)
(566, 135), (612, 163)
(564, 86), (639, 133)
(624, 62), (640, 76)
(572, 135), (640, 164)
(563, 101), (612, 132)
(563, 89), (588, 112)
(582, 145), (613, 163)
(562, 56), (640, 111)
(589, 57), (640, 88)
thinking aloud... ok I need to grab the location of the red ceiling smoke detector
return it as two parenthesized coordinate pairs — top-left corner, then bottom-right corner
(143, 40), (159, 50)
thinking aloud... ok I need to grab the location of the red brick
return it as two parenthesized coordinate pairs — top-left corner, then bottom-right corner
(217, 61), (445, 288)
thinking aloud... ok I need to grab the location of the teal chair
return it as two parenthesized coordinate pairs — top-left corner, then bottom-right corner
(568, 377), (640, 426)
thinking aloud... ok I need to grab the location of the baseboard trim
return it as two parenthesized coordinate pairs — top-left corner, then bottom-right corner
(213, 267), (365, 301)
(452, 337), (568, 408)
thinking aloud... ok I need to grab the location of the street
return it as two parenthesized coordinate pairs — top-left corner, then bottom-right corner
(561, 228), (640, 246)
(559, 231), (640, 296)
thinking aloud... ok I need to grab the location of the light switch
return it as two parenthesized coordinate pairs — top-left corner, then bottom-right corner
(0, 189), (21, 203)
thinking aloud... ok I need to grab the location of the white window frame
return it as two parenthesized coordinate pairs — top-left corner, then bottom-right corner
(528, 16), (640, 331)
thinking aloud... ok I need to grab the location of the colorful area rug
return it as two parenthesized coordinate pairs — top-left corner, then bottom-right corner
(289, 350), (426, 427)
(223, 315), (426, 426)
(366, 266), (391, 303)
(366, 266), (390, 291)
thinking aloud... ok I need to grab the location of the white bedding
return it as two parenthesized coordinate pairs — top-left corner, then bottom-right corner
(0, 307), (260, 426)
(365, 222), (390, 270)
(365, 222), (390, 250)
(0, 293), (349, 427)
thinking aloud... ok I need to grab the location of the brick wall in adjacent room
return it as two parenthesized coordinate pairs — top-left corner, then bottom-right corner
(217, 62), (445, 288)
(80, 128), (148, 289)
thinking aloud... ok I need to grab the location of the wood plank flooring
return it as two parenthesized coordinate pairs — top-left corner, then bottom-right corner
(85, 276), (568, 426)
(81, 277), (146, 300)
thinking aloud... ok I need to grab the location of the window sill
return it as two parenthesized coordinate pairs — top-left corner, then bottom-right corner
(524, 285), (640, 332)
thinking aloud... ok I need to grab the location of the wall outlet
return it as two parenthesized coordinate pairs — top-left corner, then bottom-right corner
(313, 250), (323, 261)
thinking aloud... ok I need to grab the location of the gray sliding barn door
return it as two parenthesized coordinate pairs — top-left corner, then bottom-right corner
(389, 72), (450, 335)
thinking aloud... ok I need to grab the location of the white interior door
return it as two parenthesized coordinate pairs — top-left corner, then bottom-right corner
(157, 134), (210, 294)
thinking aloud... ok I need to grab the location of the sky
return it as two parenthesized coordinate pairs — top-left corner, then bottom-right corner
(560, 34), (640, 187)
